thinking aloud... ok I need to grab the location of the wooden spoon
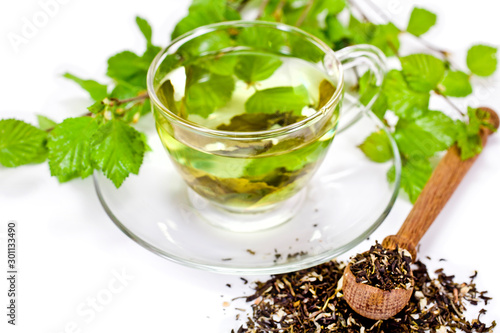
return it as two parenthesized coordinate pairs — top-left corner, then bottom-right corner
(342, 107), (499, 320)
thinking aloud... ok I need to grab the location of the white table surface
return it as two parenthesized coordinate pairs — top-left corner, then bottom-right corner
(1, 0), (499, 332)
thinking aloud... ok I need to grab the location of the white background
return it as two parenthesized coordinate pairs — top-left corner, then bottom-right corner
(1, 0), (499, 332)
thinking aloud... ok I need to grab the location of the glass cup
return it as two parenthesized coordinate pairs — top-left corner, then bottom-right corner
(147, 21), (385, 232)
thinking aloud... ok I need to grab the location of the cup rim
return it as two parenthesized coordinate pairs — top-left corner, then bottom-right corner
(147, 20), (344, 139)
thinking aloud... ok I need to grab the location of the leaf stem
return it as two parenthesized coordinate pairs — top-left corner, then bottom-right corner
(256, 0), (270, 20)
(347, 0), (370, 22)
(272, 0), (286, 21)
(349, 0), (450, 59)
(296, 0), (314, 27)
(112, 93), (149, 105)
(236, 0), (252, 12)
(434, 90), (466, 117)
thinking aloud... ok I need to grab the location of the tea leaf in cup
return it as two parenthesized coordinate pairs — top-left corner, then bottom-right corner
(245, 86), (310, 115)
(234, 54), (283, 84)
(184, 66), (235, 118)
(216, 111), (304, 132)
(317, 79), (336, 109)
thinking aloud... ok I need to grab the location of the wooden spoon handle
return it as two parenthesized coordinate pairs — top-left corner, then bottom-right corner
(383, 108), (499, 259)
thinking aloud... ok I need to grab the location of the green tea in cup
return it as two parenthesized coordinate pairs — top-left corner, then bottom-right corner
(148, 21), (385, 232)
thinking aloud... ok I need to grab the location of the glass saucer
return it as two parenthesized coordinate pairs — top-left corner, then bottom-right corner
(94, 111), (401, 275)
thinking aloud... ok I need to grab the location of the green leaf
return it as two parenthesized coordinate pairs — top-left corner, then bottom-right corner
(107, 51), (149, 83)
(311, 0), (346, 17)
(237, 26), (285, 50)
(171, 0), (226, 39)
(358, 71), (378, 106)
(184, 67), (235, 118)
(0, 119), (48, 167)
(456, 107), (495, 160)
(91, 119), (145, 187)
(110, 82), (144, 100)
(326, 15), (352, 43)
(37, 115), (57, 131)
(234, 55), (283, 84)
(369, 23), (400, 57)
(406, 7), (437, 37)
(348, 14), (376, 44)
(135, 16), (153, 44)
(63, 73), (108, 101)
(87, 101), (105, 115)
(437, 70), (473, 97)
(180, 30), (233, 59)
(466, 44), (498, 77)
(294, 0), (346, 31)
(371, 94), (389, 120)
(47, 117), (99, 181)
(388, 158), (433, 203)
(382, 70), (430, 119)
(400, 54), (445, 92)
(394, 111), (457, 159)
(245, 86), (311, 115)
(358, 130), (393, 163)
(197, 55), (237, 76)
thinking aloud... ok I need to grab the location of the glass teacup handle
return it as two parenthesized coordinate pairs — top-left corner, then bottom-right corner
(335, 45), (387, 132)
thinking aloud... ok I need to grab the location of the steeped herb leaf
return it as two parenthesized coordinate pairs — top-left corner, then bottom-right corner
(437, 70), (473, 97)
(63, 73), (108, 101)
(234, 55), (283, 84)
(47, 117), (98, 182)
(184, 66), (235, 118)
(400, 54), (445, 92)
(90, 119), (146, 187)
(406, 7), (437, 37)
(245, 86), (310, 115)
(217, 111), (304, 132)
(0, 119), (48, 168)
(466, 44), (498, 77)
(318, 79), (336, 109)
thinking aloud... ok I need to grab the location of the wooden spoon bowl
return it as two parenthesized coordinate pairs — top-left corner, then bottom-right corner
(342, 107), (499, 320)
(343, 263), (413, 320)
